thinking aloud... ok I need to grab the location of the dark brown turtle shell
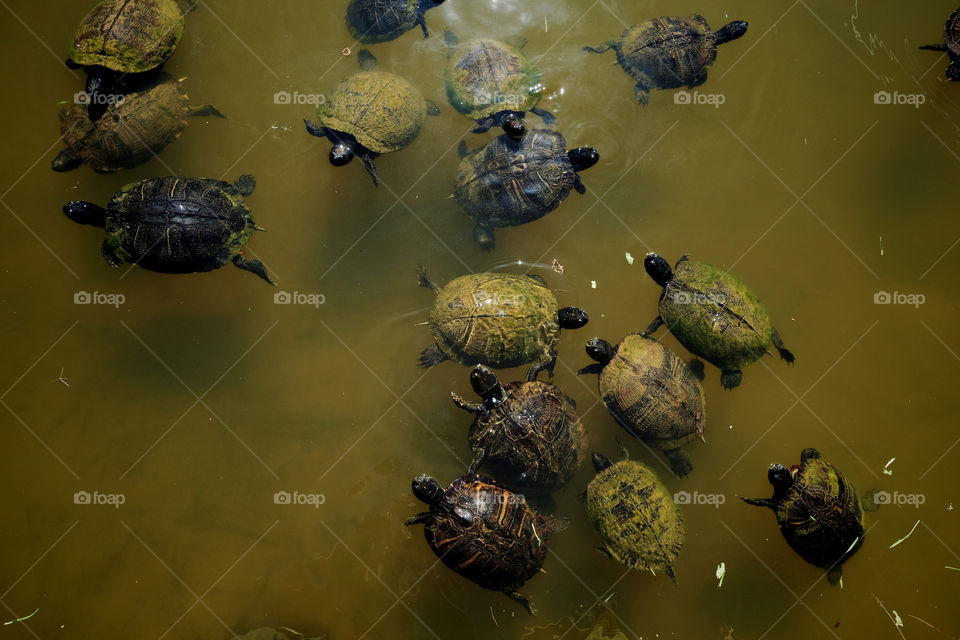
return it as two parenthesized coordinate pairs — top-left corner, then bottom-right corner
(945, 8), (960, 56)
(616, 16), (717, 90)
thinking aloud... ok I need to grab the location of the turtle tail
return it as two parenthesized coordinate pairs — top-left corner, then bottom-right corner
(63, 201), (107, 228)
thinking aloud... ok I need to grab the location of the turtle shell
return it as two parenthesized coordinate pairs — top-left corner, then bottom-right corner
(445, 38), (542, 121)
(616, 15), (716, 89)
(69, 0), (184, 73)
(428, 273), (559, 369)
(103, 176), (255, 273)
(945, 8), (960, 56)
(658, 258), (775, 372)
(586, 458), (684, 575)
(420, 475), (550, 593)
(596, 335), (705, 457)
(455, 129), (576, 228)
(318, 70), (427, 154)
(468, 381), (585, 494)
(346, 0), (420, 44)
(59, 76), (192, 173)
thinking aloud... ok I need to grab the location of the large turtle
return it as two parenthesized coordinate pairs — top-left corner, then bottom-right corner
(63, 175), (273, 284)
(452, 364), (586, 494)
(454, 129), (600, 250)
(417, 266), (589, 380)
(585, 452), (684, 581)
(741, 448), (866, 586)
(444, 32), (555, 139)
(346, 0), (445, 44)
(919, 8), (960, 80)
(584, 15), (748, 104)
(67, 0), (188, 120)
(641, 253), (794, 389)
(53, 74), (224, 173)
(404, 473), (562, 614)
(305, 50), (438, 185)
(579, 334), (704, 477)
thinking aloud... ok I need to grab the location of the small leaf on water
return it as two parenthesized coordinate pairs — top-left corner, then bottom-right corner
(625, 252), (634, 265)
(716, 562), (726, 588)
(892, 611), (903, 628)
(890, 520), (921, 548)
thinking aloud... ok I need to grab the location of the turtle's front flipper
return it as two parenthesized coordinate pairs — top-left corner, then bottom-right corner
(52, 148), (84, 172)
(472, 117), (494, 134)
(419, 343), (448, 368)
(304, 118), (327, 138)
(403, 512), (431, 526)
(357, 48), (377, 71)
(100, 240), (123, 267)
(634, 80), (651, 105)
(232, 254), (275, 285)
(530, 106), (555, 125)
(860, 489), (881, 512)
(359, 153), (379, 186)
(577, 363), (604, 376)
(826, 565), (843, 587)
(665, 449), (693, 478)
(772, 329), (795, 364)
(425, 99), (440, 116)
(573, 175), (586, 195)
(687, 71), (708, 90)
(417, 13), (429, 39)
(583, 42), (616, 54)
(188, 104), (226, 118)
(919, 43), (949, 51)
(527, 352), (556, 381)
(504, 589), (535, 615)
(688, 358), (705, 381)
(739, 495), (776, 510)
(720, 369), (742, 389)
(665, 565), (678, 584)
(451, 392), (481, 413)
(232, 174), (256, 197)
(640, 316), (664, 336)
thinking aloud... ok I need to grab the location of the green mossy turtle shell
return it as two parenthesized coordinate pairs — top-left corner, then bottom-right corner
(318, 70), (428, 154)
(445, 38), (543, 120)
(586, 458), (684, 572)
(429, 273), (559, 368)
(658, 259), (775, 371)
(70, 0), (185, 73)
(346, 0), (419, 44)
(616, 15), (716, 89)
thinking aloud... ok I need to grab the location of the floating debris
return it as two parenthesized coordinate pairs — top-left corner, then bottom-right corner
(882, 457), (895, 476)
(880, 235), (884, 256)
(889, 520), (920, 548)
(946, 566), (959, 571)
(341, 47), (352, 56)
(552, 259), (564, 274)
(716, 562), (726, 588)
(3, 608), (39, 626)
(590, 280), (597, 289)
(625, 251), (634, 265)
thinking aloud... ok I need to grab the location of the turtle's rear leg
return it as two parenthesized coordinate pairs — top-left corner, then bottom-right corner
(720, 369), (742, 389)
(640, 315), (663, 337)
(530, 106), (555, 125)
(527, 351), (556, 381)
(634, 78), (652, 105)
(504, 589), (535, 615)
(686, 71), (708, 90)
(232, 253), (274, 285)
(419, 343), (448, 368)
(403, 512), (431, 526)
(665, 449), (693, 478)
(232, 174), (256, 197)
(919, 43), (949, 51)
(772, 329), (795, 363)
(100, 240), (122, 267)
(416, 264), (439, 291)
(583, 42), (616, 54)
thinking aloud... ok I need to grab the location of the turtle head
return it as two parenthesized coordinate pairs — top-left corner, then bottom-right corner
(558, 307), (589, 329)
(329, 142), (356, 166)
(63, 201), (107, 228)
(585, 337), (615, 364)
(52, 148), (84, 172)
(947, 60), (960, 81)
(472, 223), (495, 251)
(412, 474), (445, 507)
(568, 147), (600, 172)
(592, 452), (613, 473)
(644, 252), (673, 287)
(502, 112), (525, 140)
(768, 463), (795, 494)
(714, 20), (749, 45)
(470, 365), (506, 405)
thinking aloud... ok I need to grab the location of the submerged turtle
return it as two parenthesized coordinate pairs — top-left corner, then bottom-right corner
(444, 32), (555, 139)
(405, 473), (562, 614)
(642, 253), (794, 389)
(585, 452), (684, 580)
(63, 175), (273, 284)
(67, 0), (188, 120)
(919, 8), (960, 80)
(741, 448), (866, 586)
(579, 335), (705, 477)
(452, 364), (586, 494)
(417, 266), (589, 380)
(454, 129), (600, 250)
(53, 74), (224, 173)
(346, 0), (445, 44)
(584, 15), (748, 104)
(305, 50), (438, 185)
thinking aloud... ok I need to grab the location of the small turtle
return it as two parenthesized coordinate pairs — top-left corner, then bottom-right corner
(305, 50), (438, 185)
(741, 448), (866, 586)
(444, 31), (555, 139)
(584, 15), (748, 104)
(579, 335), (705, 477)
(452, 364), (586, 494)
(346, 0), (445, 44)
(405, 473), (562, 614)
(417, 266), (589, 380)
(63, 175), (273, 284)
(919, 8), (960, 80)
(454, 130), (600, 250)
(585, 452), (684, 581)
(53, 74), (224, 173)
(642, 253), (794, 389)
(67, 0), (189, 120)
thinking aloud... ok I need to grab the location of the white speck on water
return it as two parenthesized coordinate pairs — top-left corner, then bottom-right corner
(591, 280), (596, 289)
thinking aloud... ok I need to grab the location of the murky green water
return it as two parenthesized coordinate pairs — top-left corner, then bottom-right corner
(2, 0), (959, 638)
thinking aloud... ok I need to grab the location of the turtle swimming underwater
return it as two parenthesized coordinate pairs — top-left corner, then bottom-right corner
(346, 0), (445, 44)
(919, 7), (960, 80)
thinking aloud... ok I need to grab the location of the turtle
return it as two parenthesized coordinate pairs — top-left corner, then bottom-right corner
(444, 31), (555, 139)
(404, 473), (563, 614)
(304, 50), (438, 186)
(741, 448), (867, 586)
(52, 74), (224, 173)
(584, 15), (748, 105)
(641, 253), (794, 389)
(585, 452), (684, 581)
(66, 0), (189, 121)
(345, 0), (445, 44)
(579, 334), (705, 477)
(62, 175), (274, 284)
(417, 266), (589, 380)
(919, 8), (960, 81)
(452, 364), (586, 494)
(454, 129), (600, 250)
